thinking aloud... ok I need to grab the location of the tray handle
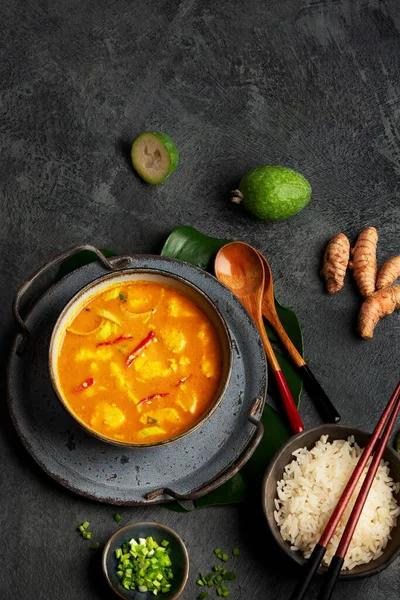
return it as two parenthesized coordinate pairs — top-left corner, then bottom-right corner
(13, 244), (127, 356)
(145, 396), (264, 502)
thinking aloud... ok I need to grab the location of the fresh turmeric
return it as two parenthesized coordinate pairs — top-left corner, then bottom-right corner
(358, 285), (400, 339)
(320, 233), (350, 294)
(349, 227), (378, 298)
(376, 256), (400, 289)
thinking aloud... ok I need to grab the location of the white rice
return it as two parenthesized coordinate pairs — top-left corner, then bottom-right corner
(274, 435), (400, 570)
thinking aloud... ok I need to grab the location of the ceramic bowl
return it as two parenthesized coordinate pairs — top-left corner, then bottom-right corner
(49, 268), (232, 448)
(102, 522), (189, 600)
(262, 424), (400, 579)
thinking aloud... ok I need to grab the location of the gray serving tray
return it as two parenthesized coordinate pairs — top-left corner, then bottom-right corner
(8, 249), (267, 505)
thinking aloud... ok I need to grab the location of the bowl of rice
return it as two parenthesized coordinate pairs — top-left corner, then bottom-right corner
(262, 424), (400, 578)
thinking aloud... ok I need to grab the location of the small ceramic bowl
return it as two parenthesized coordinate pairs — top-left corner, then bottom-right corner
(49, 268), (232, 448)
(262, 424), (400, 579)
(102, 522), (189, 600)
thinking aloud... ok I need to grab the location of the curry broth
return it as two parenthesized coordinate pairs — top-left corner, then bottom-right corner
(57, 282), (223, 443)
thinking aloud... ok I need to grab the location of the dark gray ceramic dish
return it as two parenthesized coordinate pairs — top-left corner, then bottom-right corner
(102, 522), (189, 600)
(262, 424), (400, 580)
(8, 246), (267, 505)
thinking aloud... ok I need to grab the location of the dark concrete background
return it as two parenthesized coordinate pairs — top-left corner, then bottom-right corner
(1, 0), (400, 598)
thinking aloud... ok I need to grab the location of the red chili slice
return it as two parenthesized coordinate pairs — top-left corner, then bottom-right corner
(125, 331), (156, 367)
(175, 374), (192, 386)
(75, 378), (95, 392)
(96, 334), (132, 348)
(137, 392), (170, 406)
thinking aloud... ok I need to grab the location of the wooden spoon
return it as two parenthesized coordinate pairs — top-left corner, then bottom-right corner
(257, 251), (341, 424)
(214, 242), (304, 434)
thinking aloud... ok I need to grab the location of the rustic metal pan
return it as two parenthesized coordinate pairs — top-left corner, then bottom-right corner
(8, 245), (267, 505)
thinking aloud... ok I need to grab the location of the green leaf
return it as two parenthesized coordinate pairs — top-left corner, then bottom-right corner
(55, 248), (115, 281)
(161, 226), (304, 509)
(195, 472), (247, 509)
(161, 226), (229, 270)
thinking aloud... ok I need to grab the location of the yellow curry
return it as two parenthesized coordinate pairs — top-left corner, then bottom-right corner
(56, 282), (223, 443)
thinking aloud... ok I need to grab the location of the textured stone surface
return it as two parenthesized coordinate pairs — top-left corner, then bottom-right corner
(0, 0), (400, 599)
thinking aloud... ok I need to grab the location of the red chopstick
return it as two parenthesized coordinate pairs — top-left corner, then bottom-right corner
(290, 380), (400, 600)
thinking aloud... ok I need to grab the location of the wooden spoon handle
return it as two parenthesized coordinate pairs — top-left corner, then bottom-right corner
(257, 322), (304, 434)
(264, 310), (305, 367)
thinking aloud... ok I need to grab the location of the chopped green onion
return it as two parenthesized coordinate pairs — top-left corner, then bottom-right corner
(119, 293), (127, 302)
(82, 531), (92, 539)
(114, 513), (122, 523)
(78, 525), (85, 533)
(199, 593), (208, 599)
(232, 548), (239, 557)
(82, 521), (90, 529)
(90, 542), (100, 550)
(214, 548), (221, 555)
(114, 536), (174, 594)
(221, 553), (229, 562)
(223, 571), (236, 581)
(196, 579), (204, 586)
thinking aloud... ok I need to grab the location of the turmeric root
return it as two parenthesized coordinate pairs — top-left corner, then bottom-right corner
(320, 233), (350, 294)
(349, 227), (378, 298)
(358, 285), (400, 339)
(376, 256), (400, 289)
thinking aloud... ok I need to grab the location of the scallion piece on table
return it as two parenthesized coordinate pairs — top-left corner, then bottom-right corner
(82, 531), (92, 540)
(198, 592), (208, 599)
(114, 536), (174, 594)
(90, 542), (100, 550)
(114, 513), (122, 523)
(232, 548), (240, 557)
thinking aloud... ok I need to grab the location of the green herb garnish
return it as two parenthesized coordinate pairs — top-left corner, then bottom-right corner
(196, 547), (238, 597)
(114, 513), (122, 523)
(198, 593), (208, 599)
(114, 536), (173, 594)
(90, 542), (100, 550)
(119, 293), (127, 302)
(77, 522), (92, 539)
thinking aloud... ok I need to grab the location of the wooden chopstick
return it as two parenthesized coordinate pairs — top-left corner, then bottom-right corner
(317, 381), (400, 600)
(289, 380), (400, 600)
